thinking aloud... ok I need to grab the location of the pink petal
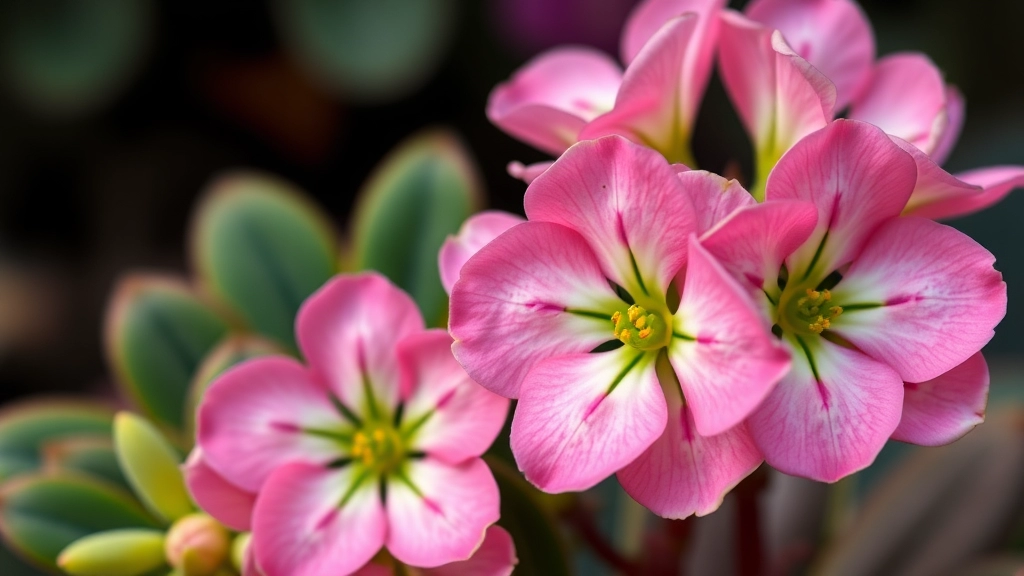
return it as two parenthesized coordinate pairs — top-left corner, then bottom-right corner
(907, 165), (1024, 221)
(617, 394), (761, 519)
(449, 221), (622, 398)
(718, 13), (836, 158)
(487, 47), (623, 155)
(745, 0), (874, 110)
(197, 357), (343, 492)
(619, 0), (726, 65)
(848, 53), (948, 154)
(930, 86), (965, 165)
(182, 448), (256, 531)
(510, 349), (667, 492)
(748, 342), (904, 482)
(681, 170), (756, 235)
(385, 458), (500, 568)
(892, 352), (989, 447)
(581, 15), (707, 164)
(893, 136), (982, 219)
(423, 525), (517, 576)
(253, 463), (386, 576)
(768, 119), (917, 274)
(507, 160), (554, 184)
(699, 200), (818, 291)
(397, 330), (509, 463)
(439, 211), (525, 295)
(831, 217), (1006, 383)
(670, 239), (791, 436)
(298, 273), (423, 417)
(525, 135), (697, 295)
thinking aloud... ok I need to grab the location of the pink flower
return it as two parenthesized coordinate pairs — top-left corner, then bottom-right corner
(439, 211), (525, 295)
(488, 0), (726, 173)
(701, 120), (1005, 481)
(449, 135), (794, 517)
(195, 273), (509, 576)
(724, 0), (1024, 216)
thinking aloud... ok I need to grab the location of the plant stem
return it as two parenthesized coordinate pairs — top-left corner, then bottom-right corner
(563, 498), (642, 574)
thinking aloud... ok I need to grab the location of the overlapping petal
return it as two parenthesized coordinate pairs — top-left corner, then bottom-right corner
(398, 330), (509, 464)
(385, 458), (500, 568)
(423, 526), (517, 576)
(486, 48), (623, 155)
(670, 239), (791, 436)
(197, 357), (343, 492)
(182, 449), (256, 531)
(930, 86), (965, 165)
(439, 211), (524, 295)
(298, 274), (423, 415)
(525, 136), (697, 295)
(620, 0), (726, 65)
(894, 136), (982, 218)
(892, 352), (989, 446)
(906, 165), (1024, 220)
(510, 349), (667, 492)
(744, 0), (874, 109)
(253, 463), (386, 576)
(507, 160), (553, 184)
(449, 221), (621, 398)
(831, 217), (1005, 383)
(748, 342), (903, 482)
(681, 170), (756, 235)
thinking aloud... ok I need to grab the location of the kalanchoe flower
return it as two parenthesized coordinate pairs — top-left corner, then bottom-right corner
(726, 0), (1024, 216)
(450, 135), (794, 518)
(701, 120), (1006, 481)
(488, 0), (726, 175)
(439, 210), (525, 295)
(196, 273), (509, 576)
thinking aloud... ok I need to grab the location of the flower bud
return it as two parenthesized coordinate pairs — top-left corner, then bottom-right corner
(165, 513), (230, 576)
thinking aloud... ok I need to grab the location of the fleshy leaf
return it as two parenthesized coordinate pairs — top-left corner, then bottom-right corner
(350, 129), (483, 326)
(57, 529), (166, 576)
(113, 413), (193, 523)
(41, 436), (129, 492)
(0, 473), (160, 571)
(105, 276), (229, 432)
(190, 171), (338, 349)
(0, 399), (114, 482)
(485, 456), (571, 576)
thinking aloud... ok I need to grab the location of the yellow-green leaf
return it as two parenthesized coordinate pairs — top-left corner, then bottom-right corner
(114, 413), (193, 523)
(58, 529), (166, 576)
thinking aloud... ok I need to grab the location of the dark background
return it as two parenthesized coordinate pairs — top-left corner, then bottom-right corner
(0, 0), (1021, 404)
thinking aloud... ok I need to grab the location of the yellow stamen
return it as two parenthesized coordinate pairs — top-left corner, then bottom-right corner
(634, 315), (647, 329)
(638, 327), (652, 339)
(627, 305), (641, 323)
(611, 311), (621, 325)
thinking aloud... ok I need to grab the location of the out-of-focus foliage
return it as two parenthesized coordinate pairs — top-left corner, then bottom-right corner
(273, 0), (456, 103)
(350, 129), (482, 326)
(112, 413), (192, 524)
(0, 400), (114, 483)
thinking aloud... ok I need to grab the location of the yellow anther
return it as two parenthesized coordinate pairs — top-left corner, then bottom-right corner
(627, 305), (642, 323)
(611, 311), (621, 325)
(634, 315), (647, 329)
(638, 327), (652, 339)
(822, 289), (832, 301)
(806, 289), (820, 300)
(829, 306), (843, 317)
(373, 429), (385, 442)
(618, 331), (632, 345)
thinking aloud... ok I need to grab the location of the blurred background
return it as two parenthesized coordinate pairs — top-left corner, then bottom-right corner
(0, 1), (1022, 573)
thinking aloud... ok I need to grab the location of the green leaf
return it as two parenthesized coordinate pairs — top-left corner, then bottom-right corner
(0, 473), (161, 571)
(485, 456), (571, 576)
(185, 335), (284, 442)
(114, 413), (193, 523)
(191, 171), (338, 350)
(105, 276), (230, 432)
(0, 399), (114, 482)
(58, 529), (166, 576)
(0, 542), (49, 576)
(273, 0), (455, 103)
(41, 436), (129, 492)
(351, 129), (482, 325)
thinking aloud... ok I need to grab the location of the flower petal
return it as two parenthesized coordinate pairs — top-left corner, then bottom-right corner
(297, 273), (424, 417)
(439, 211), (525, 295)
(422, 525), (517, 576)
(832, 217), (1006, 382)
(848, 53), (948, 154)
(620, 0), (726, 65)
(718, 12), (836, 158)
(617, 394), (761, 519)
(510, 349), (667, 492)
(681, 170), (756, 235)
(182, 448), (256, 531)
(197, 356), (342, 492)
(449, 221), (622, 399)
(894, 136), (982, 219)
(507, 160), (553, 184)
(906, 165), (1024, 221)
(748, 341), (904, 482)
(745, 0), (874, 110)
(768, 119), (917, 276)
(487, 47), (623, 155)
(699, 200), (818, 291)
(670, 239), (791, 436)
(385, 458), (500, 568)
(892, 352), (989, 447)
(930, 86), (965, 165)
(253, 463), (386, 576)
(582, 15), (708, 164)
(525, 135), (697, 295)
(398, 330), (509, 463)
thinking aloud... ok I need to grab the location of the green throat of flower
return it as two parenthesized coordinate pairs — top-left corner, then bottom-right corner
(351, 424), (406, 475)
(611, 303), (672, 351)
(778, 286), (844, 337)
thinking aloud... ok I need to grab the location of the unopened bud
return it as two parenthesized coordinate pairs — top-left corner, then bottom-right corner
(165, 513), (230, 576)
